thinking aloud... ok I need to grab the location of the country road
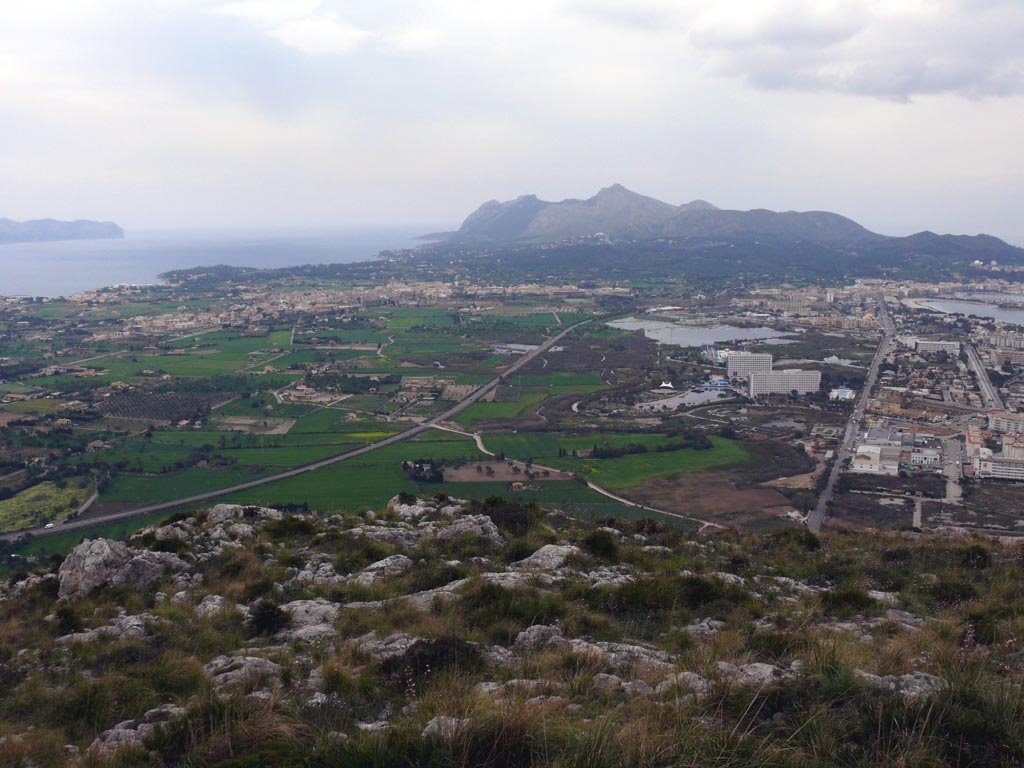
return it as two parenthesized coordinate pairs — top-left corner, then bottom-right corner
(0, 319), (593, 544)
(807, 295), (895, 533)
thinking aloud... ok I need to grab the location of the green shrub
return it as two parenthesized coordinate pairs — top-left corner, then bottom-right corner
(821, 586), (876, 616)
(248, 600), (289, 637)
(582, 530), (619, 562)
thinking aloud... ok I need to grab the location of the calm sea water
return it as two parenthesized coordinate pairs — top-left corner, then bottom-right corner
(0, 227), (427, 297)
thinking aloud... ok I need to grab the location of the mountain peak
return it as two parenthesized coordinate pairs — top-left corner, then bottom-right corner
(443, 185), (886, 245)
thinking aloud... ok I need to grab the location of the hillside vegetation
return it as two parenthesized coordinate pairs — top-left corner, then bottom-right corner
(0, 495), (1022, 767)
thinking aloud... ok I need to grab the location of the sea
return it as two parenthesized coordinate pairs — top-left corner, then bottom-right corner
(0, 227), (428, 298)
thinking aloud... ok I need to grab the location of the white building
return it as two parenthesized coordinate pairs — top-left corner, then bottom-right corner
(851, 444), (900, 475)
(915, 339), (961, 355)
(726, 353), (773, 379)
(989, 332), (1024, 350)
(748, 369), (821, 397)
(973, 456), (1024, 481)
(1001, 434), (1024, 460)
(988, 411), (1024, 434)
(909, 449), (942, 468)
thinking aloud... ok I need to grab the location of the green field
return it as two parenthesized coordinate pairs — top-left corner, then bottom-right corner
(438, 480), (693, 528)
(1, 398), (65, 414)
(455, 391), (548, 426)
(453, 372), (608, 427)
(100, 467), (270, 504)
(222, 429), (485, 512)
(0, 480), (92, 532)
(484, 433), (753, 490)
(5, 509), (179, 564)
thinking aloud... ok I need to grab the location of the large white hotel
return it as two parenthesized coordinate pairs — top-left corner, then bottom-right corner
(748, 369), (822, 397)
(726, 352), (773, 379)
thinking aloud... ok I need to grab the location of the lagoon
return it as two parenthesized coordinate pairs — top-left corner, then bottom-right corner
(921, 299), (1024, 326)
(608, 317), (794, 347)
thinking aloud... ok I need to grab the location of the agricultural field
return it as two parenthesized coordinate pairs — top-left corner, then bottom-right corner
(0, 479), (92, 532)
(98, 466), (270, 506)
(454, 373), (608, 426)
(485, 432), (753, 490)
(222, 429), (485, 512)
(1, 398), (65, 414)
(439, 479), (691, 527)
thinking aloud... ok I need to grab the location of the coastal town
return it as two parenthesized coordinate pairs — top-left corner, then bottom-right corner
(4, 263), (1024, 570)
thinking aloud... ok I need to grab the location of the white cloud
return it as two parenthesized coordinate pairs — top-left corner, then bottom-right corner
(211, 0), (372, 55)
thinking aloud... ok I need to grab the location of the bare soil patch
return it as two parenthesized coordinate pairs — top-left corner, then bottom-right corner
(215, 416), (296, 435)
(624, 469), (798, 529)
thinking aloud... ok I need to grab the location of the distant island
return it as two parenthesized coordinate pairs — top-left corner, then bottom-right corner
(0, 218), (124, 245)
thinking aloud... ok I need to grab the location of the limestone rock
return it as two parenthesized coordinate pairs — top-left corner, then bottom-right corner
(58, 539), (187, 599)
(590, 673), (623, 693)
(682, 618), (726, 640)
(204, 655), (282, 689)
(656, 671), (710, 698)
(422, 716), (470, 741)
(716, 661), (791, 687)
(57, 612), (158, 644)
(427, 514), (504, 546)
(88, 704), (185, 757)
(514, 624), (564, 649)
(353, 632), (421, 662)
(207, 503), (282, 525)
(196, 595), (231, 618)
(353, 554), (414, 586)
(278, 599), (340, 642)
(513, 544), (580, 570)
(294, 555), (345, 586)
(855, 670), (948, 698)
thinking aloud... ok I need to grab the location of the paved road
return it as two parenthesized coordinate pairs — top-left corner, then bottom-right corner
(808, 295), (895, 533)
(965, 343), (1005, 410)
(1, 319), (593, 544)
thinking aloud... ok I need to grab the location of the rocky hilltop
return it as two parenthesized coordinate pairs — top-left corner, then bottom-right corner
(437, 186), (1023, 265)
(0, 218), (124, 245)
(1, 495), (1022, 765)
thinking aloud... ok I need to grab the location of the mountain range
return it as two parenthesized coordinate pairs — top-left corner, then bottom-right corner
(0, 218), (124, 245)
(434, 184), (1014, 254)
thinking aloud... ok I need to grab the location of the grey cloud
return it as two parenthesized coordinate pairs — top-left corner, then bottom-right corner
(690, 1), (1024, 100)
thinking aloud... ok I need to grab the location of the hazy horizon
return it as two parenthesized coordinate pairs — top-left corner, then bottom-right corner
(2, 2), (1022, 244)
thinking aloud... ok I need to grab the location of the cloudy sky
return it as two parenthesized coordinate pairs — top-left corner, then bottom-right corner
(1, 0), (1022, 242)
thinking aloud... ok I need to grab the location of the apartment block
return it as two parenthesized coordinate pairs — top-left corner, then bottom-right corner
(915, 339), (961, 355)
(748, 369), (821, 397)
(726, 352), (773, 379)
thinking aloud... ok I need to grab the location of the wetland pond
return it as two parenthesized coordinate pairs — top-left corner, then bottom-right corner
(920, 298), (1024, 326)
(608, 317), (795, 347)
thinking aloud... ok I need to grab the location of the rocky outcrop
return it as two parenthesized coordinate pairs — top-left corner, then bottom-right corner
(278, 599), (340, 642)
(716, 661), (793, 687)
(352, 554), (414, 586)
(422, 716), (470, 741)
(57, 612), (158, 644)
(204, 655), (282, 690)
(195, 595), (231, 618)
(513, 544), (580, 570)
(88, 704), (184, 757)
(58, 539), (187, 599)
(855, 670), (948, 699)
